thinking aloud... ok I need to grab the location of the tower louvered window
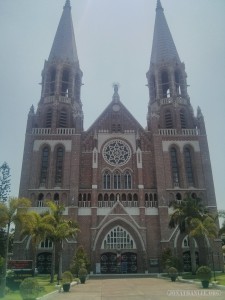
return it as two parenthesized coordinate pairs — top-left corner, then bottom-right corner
(184, 147), (194, 186)
(55, 147), (64, 184)
(59, 109), (67, 127)
(40, 147), (49, 185)
(180, 109), (187, 129)
(165, 110), (173, 128)
(45, 109), (52, 128)
(170, 147), (179, 186)
(50, 69), (56, 96)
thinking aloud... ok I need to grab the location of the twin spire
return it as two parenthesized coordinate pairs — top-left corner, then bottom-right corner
(48, 0), (78, 63)
(48, 0), (181, 68)
(151, 0), (180, 65)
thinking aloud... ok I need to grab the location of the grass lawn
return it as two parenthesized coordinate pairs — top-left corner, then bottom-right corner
(213, 273), (225, 285)
(182, 272), (225, 285)
(4, 275), (58, 300)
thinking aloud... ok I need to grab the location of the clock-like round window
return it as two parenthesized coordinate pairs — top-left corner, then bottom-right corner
(103, 139), (131, 166)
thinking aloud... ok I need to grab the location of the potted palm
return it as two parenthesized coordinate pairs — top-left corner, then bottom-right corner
(168, 267), (178, 282)
(61, 271), (73, 292)
(78, 266), (88, 284)
(196, 266), (212, 288)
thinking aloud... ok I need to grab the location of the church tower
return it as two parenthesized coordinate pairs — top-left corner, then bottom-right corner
(14, 0), (222, 274)
(19, 0), (83, 206)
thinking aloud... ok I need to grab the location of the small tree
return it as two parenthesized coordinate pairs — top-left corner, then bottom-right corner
(0, 162), (11, 203)
(0, 197), (31, 297)
(70, 246), (90, 277)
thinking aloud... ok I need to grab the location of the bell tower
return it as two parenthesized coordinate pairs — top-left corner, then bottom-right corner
(37, 0), (83, 133)
(146, 0), (195, 133)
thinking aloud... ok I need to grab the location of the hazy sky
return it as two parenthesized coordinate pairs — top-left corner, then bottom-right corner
(0, 0), (224, 211)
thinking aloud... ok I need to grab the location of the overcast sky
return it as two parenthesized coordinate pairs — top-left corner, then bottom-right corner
(0, 0), (224, 211)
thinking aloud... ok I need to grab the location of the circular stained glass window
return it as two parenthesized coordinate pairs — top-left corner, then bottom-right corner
(103, 139), (131, 166)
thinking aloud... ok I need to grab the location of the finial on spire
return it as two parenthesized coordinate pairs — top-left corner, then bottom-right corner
(112, 83), (120, 103)
(156, 0), (163, 11)
(64, 0), (71, 9)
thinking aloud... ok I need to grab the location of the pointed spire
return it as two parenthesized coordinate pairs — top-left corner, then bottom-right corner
(150, 0), (180, 64)
(48, 0), (78, 63)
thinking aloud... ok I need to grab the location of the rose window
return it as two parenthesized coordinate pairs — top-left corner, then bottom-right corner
(103, 139), (131, 166)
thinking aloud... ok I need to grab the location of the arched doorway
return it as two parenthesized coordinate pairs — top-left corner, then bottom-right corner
(37, 252), (52, 274)
(100, 226), (137, 273)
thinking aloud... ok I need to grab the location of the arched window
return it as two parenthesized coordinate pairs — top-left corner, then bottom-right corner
(161, 71), (170, 98)
(54, 193), (59, 205)
(124, 171), (132, 189)
(113, 171), (121, 189)
(40, 238), (53, 249)
(175, 70), (181, 96)
(165, 109), (173, 128)
(184, 147), (194, 186)
(59, 109), (67, 128)
(61, 69), (70, 97)
(40, 147), (49, 185)
(101, 226), (136, 250)
(170, 147), (179, 186)
(180, 109), (187, 129)
(38, 193), (44, 207)
(103, 171), (111, 189)
(45, 109), (52, 128)
(55, 147), (64, 185)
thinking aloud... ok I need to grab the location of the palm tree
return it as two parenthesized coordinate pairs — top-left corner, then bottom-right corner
(0, 197), (31, 297)
(218, 210), (225, 236)
(18, 211), (55, 269)
(46, 201), (79, 283)
(169, 194), (217, 273)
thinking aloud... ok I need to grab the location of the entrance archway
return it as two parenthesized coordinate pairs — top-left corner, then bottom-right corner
(183, 251), (199, 272)
(100, 252), (137, 274)
(37, 252), (52, 274)
(100, 226), (137, 273)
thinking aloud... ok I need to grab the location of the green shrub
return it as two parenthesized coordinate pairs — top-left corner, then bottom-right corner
(61, 271), (73, 284)
(19, 277), (40, 300)
(196, 266), (212, 281)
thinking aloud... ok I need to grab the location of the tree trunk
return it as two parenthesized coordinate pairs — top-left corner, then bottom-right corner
(50, 243), (56, 283)
(189, 235), (196, 274)
(0, 223), (10, 297)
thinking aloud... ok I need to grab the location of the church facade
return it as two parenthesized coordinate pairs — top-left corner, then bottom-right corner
(14, 0), (222, 274)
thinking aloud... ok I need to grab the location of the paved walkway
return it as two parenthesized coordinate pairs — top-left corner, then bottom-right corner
(41, 278), (225, 300)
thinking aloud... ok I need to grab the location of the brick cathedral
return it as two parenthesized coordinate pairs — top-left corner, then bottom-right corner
(14, 0), (222, 274)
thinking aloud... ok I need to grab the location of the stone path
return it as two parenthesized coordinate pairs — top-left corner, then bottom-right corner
(40, 278), (225, 300)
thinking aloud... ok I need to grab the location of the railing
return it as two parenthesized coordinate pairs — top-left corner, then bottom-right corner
(31, 128), (76, 135)
(160, 97), (187, 106)
(44, 96), (71, 104)
(78, 201), (91, 208)
(56, 128), (76, 135)
(181, 129), (199, 136)
(159, 129), (177, 135)
(32, 128), (52, 134)
(145, 201), (158, 208)
(158, 128), (200, 136)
